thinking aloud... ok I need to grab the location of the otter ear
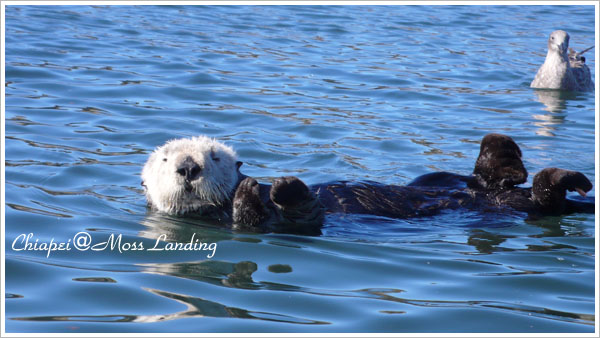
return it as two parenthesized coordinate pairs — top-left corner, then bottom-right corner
(236, 161), (243, 170)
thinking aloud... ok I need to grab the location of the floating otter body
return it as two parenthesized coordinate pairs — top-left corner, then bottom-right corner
(141, 134), (594, 234)
(530, 30), (594, 92)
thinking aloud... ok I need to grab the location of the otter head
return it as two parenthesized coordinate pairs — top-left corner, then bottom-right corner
(141, 136), (242, 215)
(547, 30), (569, 57)
(471, 133), (527, 190)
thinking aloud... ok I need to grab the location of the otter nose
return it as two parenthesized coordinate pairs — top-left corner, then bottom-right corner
(176, 156), (202, 181)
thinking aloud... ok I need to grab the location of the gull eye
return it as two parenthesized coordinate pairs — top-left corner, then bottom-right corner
(162, 158), (167, 162)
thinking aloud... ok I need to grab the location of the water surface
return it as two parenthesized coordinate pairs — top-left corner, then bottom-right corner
(4, 5), (597, 333)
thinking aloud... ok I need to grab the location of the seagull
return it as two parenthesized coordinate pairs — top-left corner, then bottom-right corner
(530, 30), (594, 92)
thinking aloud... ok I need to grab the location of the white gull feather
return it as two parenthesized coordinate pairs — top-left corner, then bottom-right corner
(530, 30), (594, 92)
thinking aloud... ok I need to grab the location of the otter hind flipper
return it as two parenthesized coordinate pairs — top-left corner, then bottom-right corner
(532, 168), (593, 214)
(472, 133), (527, 189)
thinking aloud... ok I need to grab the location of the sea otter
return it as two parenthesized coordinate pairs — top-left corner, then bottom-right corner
(141, 134), (594, 234)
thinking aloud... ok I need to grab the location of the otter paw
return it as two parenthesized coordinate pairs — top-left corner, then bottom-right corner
(270, 176), (324, 231)
(232, 177), (269, 227)
(270, 176), (311, 208)
(532, 168), (593, 212)
(534, 168), (593, 195)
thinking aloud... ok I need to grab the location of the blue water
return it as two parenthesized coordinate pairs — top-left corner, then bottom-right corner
(4, 5), (596, 333)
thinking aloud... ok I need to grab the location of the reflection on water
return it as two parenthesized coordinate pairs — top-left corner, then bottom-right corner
(525, 215), (591, 238)
(130, 288), (329, 325)
(530, 90), (585, 137)
(12, 287), (330, 325)
(467, 229), (511, 254)
(530, 112), (566, 137)
(532, 89), (583, 114)
(138, 213), (235, 244)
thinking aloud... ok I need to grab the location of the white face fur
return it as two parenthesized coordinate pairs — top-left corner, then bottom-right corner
(141, 136), (240, 214)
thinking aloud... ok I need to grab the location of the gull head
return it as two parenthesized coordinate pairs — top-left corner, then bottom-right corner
(547, 30), (569, 56)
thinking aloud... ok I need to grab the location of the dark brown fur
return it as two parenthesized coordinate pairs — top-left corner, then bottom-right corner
(231, 134), (593, 234)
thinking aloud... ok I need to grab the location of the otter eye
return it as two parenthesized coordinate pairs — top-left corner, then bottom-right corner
(162, 158), (167, 162)
(212, 156), (220, 162)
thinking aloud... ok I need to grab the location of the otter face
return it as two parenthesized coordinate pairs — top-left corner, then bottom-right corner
(141, 136), (240, 215)
(548, 30), (569, 56)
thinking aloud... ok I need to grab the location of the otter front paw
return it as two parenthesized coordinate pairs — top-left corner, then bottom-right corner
(270, 176), (311, 208)
(532, 168), (593, 213)
(270, 176), (324, 230)
(232, 177), (270, 227)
